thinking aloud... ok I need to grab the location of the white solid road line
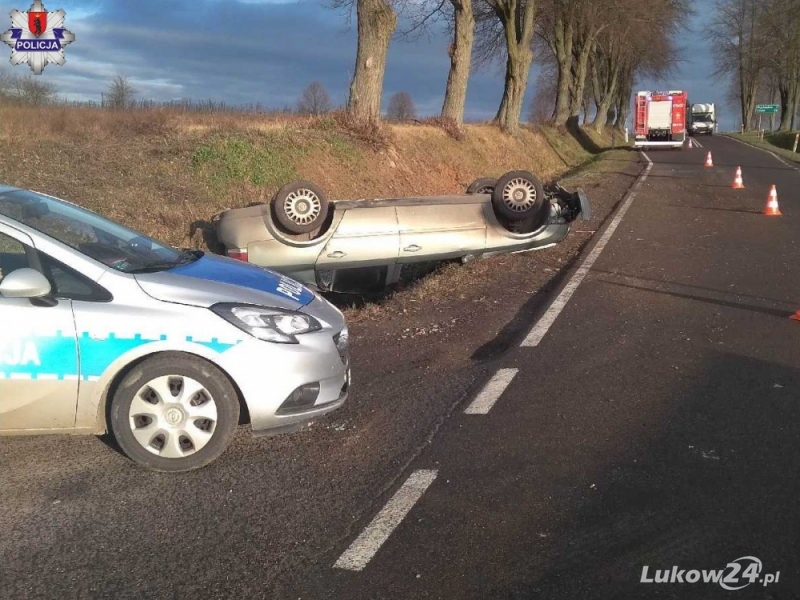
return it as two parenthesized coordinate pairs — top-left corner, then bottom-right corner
(334, 470), (438, 571)
(464, 368), (519, 415)
(520, 152), (654, 347)
(726, 134), (800, 172)
(691, 137), (703, 149)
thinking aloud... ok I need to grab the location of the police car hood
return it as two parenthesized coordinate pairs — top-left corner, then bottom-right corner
(134, 254), (314, 310)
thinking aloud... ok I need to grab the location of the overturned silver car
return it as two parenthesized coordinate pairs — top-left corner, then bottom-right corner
(213, 170), (590, 293)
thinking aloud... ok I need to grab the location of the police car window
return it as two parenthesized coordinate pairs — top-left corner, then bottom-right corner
(0, 190), (186, 273)
(39, 254), (112, 302)
(0, 232), (30, 283)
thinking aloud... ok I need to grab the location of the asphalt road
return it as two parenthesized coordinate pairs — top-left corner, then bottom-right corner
(3, 135), (800, 599)
(291, 135), (800, 599)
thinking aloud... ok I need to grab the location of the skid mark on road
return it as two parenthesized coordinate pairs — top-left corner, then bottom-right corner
(334, 470), (438, 571)
(520, 152), (654, 347)
(464, 368), (518, 414)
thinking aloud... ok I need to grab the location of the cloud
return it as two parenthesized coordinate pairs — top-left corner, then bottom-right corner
(0, 0), (721, 125)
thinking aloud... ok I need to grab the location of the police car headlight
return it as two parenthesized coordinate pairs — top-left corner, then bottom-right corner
(211, 304), (322, 344)
(334, 327), (349, 351)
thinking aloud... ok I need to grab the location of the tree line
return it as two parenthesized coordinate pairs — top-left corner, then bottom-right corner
(342, 0), (687, 134)
(296, 80), (417, 121)
(0, 69), (56, 105)
(709, 0), (800, 131)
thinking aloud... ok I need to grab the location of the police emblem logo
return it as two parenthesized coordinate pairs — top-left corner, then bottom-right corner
(1, 0), (74, 74)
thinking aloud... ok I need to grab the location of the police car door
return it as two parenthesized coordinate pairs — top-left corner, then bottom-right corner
(0, 225), (78, 432)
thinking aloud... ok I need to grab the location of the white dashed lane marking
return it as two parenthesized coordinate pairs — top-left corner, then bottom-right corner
(334, 470), (438, 571)
(464, 368), (519, 415)
(520, 151), (654, 347)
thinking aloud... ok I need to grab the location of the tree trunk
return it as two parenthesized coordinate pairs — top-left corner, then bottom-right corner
(592, 60), (619, 132)
(493, 0), (536, 135)
(441, 0), (475, 128)
(779, 83), (791, 131)
(567, 37), (593, 130)
(614, 72), (631, 131)
(347, 0), (397, 123)
(551, 17), (573, 126)
(742, 77), (758, 131)
(580, 95), (589, 124)
(495, 45), (533, 134)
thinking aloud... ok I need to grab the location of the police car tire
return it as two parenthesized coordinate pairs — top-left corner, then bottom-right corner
(109, 354), (240, 472)
(492, 170), (547, 224)
(466, 177), (497, 195)
(273, 180), (329, 234)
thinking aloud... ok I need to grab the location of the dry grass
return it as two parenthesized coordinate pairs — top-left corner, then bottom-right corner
(0, 102), (611, 249)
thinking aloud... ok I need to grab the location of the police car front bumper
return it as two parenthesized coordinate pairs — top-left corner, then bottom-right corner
(216, 334), (349, 435)
(214, 292), (350, 436)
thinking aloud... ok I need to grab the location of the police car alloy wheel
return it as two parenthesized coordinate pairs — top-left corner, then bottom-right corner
(109, 354), (240, 472)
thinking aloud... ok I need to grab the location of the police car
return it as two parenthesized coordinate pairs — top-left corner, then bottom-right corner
(0, 185), (350, 472)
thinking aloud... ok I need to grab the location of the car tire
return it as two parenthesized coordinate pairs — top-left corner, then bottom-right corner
(492, 170), (547, 224)
(466, 177), (497, 195)
(273, 180), (329, 234)
(109, 354), (240, 472)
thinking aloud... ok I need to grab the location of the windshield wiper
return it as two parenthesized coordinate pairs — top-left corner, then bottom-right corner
(125, 249), (203, 274)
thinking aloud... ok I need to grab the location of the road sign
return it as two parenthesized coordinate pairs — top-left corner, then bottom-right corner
(755, 104), (779, 113)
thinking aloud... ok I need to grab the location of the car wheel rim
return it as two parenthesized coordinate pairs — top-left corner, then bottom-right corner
(502, 178), (536, 212)
(129, 375), (218, 459)
(284, 189), (322, 225)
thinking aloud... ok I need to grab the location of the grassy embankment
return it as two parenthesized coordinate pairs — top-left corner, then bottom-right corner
(730, 131), (800, 163)
(0, 103), (624, 250)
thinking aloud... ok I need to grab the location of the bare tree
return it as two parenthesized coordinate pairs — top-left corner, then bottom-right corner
(707, 0), (767, 131)
(343, 0), (398, 123)
(487, 0), (537, 134)
(386, 91), (417, 121)
(527, 57), (558, 122)
(297, 81), (333, 115)
(0, 68), (13, 99)
(401, 0), (476, 130)
(106, 75), (137, 109)
(533, 0), (686, 130)
(0, 71), (56, 105)
(759, 0), (800, 130)
(442, 0), (476, 128)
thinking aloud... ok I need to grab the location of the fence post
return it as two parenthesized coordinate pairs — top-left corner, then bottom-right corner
(624, 127), (629, 143)
(793, 133), (799, 153)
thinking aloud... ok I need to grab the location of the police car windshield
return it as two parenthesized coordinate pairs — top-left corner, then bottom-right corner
(0, 189), (192, 273)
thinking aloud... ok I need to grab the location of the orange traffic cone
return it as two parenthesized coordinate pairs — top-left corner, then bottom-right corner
(704, 151), (713, 167)
(790, 309), (800, 321)
(732, 166), (745, 189)
(763, 185), (782, 216)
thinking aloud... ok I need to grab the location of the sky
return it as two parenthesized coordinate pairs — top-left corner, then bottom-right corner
(0, 0), (730, 129)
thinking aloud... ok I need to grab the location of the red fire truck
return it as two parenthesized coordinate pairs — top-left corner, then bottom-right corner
(632, 90), (687, 149)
